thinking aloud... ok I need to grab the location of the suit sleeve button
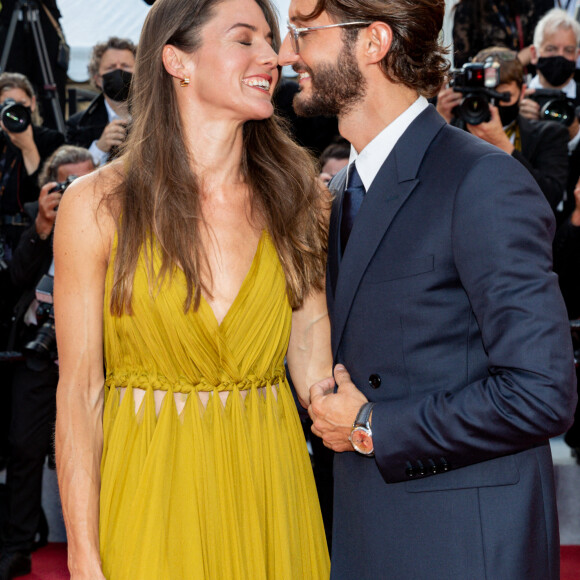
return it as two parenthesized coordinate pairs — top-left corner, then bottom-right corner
(369, 374), (381, 389)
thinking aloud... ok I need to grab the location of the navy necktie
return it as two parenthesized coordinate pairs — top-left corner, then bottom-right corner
(340, 163), (366, 255)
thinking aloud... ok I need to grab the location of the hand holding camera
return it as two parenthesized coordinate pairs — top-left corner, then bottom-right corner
(520, 87), (576, 126)
(35, 182), (62, 240)
(35, 176), (76, 240)
(465, 103), (515, 154)
(96, 118), (128, 154)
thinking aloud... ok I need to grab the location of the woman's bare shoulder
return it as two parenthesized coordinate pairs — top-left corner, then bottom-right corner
(55, 162), (124, 259)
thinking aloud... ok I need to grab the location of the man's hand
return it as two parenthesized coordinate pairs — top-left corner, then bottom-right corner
(519, 88), (541, 121)
(95, 119), (128, 153)
(35, 181), (62, 239)
(309, 364), (368, 452)
(436, 86), (462, 123)
(467, 105), (514, 154)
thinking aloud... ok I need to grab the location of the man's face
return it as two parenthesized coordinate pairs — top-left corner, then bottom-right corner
(279, 0), (367, 117)
(536, 27), (578, 63)
(496, 81), (522, 107)
(56, 160), (95, 183)
(96, 48), (135, 90)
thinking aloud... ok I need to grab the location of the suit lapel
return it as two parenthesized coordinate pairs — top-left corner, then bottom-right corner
(331, 105), (446, 357)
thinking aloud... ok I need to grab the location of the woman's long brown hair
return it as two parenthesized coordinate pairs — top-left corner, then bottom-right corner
(108, 0), (328, 315)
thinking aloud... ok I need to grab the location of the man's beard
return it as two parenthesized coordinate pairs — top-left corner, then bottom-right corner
(293, 39), (366, 117)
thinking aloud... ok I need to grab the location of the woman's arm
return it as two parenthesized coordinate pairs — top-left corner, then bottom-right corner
(287, 287), (333, 408)
(53, 172), (113, 579)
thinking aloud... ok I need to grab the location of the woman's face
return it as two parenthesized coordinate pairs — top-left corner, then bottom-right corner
(0, 87), (36, 112)
(186, 0), (279, 122)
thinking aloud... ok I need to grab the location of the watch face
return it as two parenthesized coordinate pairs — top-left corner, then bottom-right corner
(350, 427), (374, 455)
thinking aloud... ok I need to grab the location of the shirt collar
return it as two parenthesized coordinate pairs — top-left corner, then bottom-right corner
(528, 75), (577, 99)
(104, 97), (122, 122)
(347, 96), (429, 191)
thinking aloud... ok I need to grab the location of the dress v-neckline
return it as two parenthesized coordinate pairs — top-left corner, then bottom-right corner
(199, 230), (266, 330)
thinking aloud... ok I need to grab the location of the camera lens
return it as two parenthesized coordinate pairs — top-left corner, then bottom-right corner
(24, 320), (57, 360)
(0, 101), (32, 133)
(459, 94), (491, 125)
(540, 99), (575, 127)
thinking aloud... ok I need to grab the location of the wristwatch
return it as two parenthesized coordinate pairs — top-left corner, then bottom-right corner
(349, 402), (376, 456)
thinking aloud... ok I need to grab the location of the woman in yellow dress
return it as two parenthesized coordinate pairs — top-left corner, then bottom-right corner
(53, 0), (332, 577)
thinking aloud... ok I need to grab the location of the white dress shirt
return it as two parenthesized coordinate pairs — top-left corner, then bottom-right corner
(347, 96), (429, 191)
(88, 98), (125, 167)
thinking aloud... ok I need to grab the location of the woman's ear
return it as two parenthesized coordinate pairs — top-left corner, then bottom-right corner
(362, 22), (392, 65)
(162, 44), (190, 80)
(30, 95), (37, 113)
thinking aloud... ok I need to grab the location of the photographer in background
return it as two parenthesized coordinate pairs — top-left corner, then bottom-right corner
(0, 145), (94, 580)
(65, 37), (136, 166)
(553, 175), (580, 464)
(520, 8), (580, 219)
(0, 73), (64, 261)
(0, 72), (64, 457)
(520, 8), (579, 131)
(436, 47), (569, 212)
(318, 138), (349, 187)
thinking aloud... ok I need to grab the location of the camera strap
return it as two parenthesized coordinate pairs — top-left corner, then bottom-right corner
(0, 144), (17, 199)
(505, 122), (522, 152)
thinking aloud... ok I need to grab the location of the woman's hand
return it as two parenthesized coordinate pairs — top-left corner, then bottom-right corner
(0, 122), (41, 175)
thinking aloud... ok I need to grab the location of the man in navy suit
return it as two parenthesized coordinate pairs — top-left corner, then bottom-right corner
(279, 0), (577, 578)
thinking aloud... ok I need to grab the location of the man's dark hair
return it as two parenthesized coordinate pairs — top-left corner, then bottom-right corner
(298, 0), (450, 97)
(319, 138), (350, 169)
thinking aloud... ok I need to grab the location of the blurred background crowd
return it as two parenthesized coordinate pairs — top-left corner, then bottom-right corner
(0, 0), (578, 578)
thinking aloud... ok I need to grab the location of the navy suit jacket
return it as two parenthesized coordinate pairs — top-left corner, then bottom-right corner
(327, 105), (577, 580)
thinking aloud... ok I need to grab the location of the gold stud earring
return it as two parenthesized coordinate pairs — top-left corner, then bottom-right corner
(180, 76), (190, 87)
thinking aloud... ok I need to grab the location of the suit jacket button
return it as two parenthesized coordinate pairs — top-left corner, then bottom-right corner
(369, 374), (381, 389)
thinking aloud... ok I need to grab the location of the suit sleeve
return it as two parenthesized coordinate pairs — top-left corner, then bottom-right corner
(372, 152), (577, 483)
(10, 223), (53, 290)
(511, 122), (569, 212)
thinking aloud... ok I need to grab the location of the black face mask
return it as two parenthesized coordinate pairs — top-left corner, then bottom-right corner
(499, 100), (520, 127)
(536, 56), (576, 87)
(101, 69), (133, 102)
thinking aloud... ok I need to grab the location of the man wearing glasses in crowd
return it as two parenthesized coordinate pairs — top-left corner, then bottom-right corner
(279, 0), (577, 578)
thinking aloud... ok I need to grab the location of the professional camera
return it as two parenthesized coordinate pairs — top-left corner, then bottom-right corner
(450, 62), (511, 125)
(50, 174), (78, 196)
(24, 274), (56, 360)
(528, 89), (576, 127)
(0, 98), (32, 133)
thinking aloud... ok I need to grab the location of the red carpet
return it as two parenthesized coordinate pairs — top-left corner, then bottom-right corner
(24, 544), (69, 579)
(25, 543), (580, 579)
(562, 545), (580, 580)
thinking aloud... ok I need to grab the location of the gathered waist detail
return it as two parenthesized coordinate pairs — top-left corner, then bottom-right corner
(104, 369), (286, 394)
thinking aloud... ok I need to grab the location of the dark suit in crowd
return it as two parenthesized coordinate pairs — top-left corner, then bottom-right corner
(2, 201), (57, 557)
(512, 114), (569, 212)
(326, 105), (576, 579)
(65, 93), (109, 151)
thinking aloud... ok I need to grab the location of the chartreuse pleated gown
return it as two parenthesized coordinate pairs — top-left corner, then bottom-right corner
(99, 230), (330, 579)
